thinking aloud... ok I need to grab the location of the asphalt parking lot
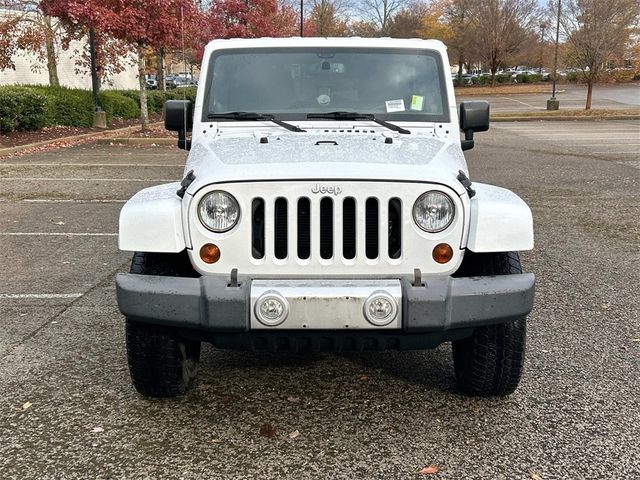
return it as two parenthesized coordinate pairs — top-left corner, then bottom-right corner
(1, 120), (639, 479)
(458, 83), (640, 113)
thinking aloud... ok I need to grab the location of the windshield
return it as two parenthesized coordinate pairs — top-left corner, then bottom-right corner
(203, 48), (449, 122)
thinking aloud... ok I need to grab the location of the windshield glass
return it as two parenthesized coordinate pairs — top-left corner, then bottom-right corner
(203, 48), (449, 122)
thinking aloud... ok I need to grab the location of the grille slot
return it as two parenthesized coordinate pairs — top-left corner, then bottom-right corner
(365, 198), (379, 259)
(388, 198), (402, 259)
(251, 198), (265, 259)
(274, 197), (288, 259)
(320, 197), (333, 259)
(297, 197), (311, 260)
(342, 197), (356, 260)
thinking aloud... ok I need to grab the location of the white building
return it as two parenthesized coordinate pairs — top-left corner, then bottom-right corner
(0, 8), (138, 89)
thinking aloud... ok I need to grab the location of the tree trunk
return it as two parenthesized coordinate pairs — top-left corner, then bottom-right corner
(157, 48), (165, 92)
(44, 17), (59, 87)
(457, 55), (464, 82)
(585, 80), (593, 110)
(491, 66), (497, 87)
(137, 44), (149, 131)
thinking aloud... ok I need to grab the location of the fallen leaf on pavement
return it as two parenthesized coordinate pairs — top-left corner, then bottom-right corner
(286, 396), (300, 403)
(418, 465), (439, 475)
(208, 439), (222, 444)
(631, 338), (640, 342)
(529, 469), (542, 480)
(91, 426), (104, 433)
(288, 430), (300, 439)
(15, 402), (32, 412)
(259, 423), (276, 438)
(358, 375), (370, 382)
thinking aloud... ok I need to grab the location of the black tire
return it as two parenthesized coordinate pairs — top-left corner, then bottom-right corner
(126, 252), (201, 397)
(451, 251), (527, 396)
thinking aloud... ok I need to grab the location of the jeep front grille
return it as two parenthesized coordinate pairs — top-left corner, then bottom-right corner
(189, 181), (465, 277)
(252, 195), (403, 262)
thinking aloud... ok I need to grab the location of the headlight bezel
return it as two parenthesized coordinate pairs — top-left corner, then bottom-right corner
(197, 190), (241, 233)
(412, 190), (456, 233)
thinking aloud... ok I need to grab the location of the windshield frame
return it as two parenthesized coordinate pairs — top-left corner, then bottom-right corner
(201, 47), (451, 124)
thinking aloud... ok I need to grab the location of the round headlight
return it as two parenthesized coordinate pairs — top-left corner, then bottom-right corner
(198, 191), (240, 232)
(413, 191), (455, 233)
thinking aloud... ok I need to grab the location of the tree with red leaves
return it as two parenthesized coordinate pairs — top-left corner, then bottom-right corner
(207, 0), (298, 39)
(42, 0), (204, 130)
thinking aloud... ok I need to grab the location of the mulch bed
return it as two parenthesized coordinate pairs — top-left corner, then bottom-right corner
(0, 114), (163, 148)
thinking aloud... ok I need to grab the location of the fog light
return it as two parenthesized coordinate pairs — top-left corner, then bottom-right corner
(255, 291), (289, 326)
(363, 291), (398, 326)
(200, 243), (221, 264)
(432, 243), (453, 264)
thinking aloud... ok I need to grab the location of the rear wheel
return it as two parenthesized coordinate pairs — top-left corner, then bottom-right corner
(451, 251), (527, 396)
(125, 252), (201, 397)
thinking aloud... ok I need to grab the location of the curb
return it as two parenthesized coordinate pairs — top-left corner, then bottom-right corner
(0, 122), (163, 157)
(491, 114), (640, 122)
(95, 137), (175, 146)
(458, 89), (566, 97)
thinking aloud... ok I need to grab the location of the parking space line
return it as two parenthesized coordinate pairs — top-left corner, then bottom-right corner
(22, 199), (127, 203)
(0, 177), (175, 182)
(501, 96), (536, 108)
(0, 232), (117, 236)
(0, 163), (184, 167)
(0, 293), (83, 299)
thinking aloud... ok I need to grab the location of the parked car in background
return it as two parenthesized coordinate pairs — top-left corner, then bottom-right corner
(145, 74), (158, 90)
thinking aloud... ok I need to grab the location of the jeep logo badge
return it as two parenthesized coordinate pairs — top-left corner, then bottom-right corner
(311, 184), (342, 195)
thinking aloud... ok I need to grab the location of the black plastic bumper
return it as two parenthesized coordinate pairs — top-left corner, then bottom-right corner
(115, 273), (535, 335)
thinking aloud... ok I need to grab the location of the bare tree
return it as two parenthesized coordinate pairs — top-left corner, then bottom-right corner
(467, 0), (539, 86)
(307, 0), (350, 35)
(558, 0), (639, 109)
(358, 0), (409, 34)
(443, 0), (475, 80)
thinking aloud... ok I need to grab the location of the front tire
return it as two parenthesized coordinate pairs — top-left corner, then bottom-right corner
(452, 252), (527, 396)
(125, 252), (201, 397)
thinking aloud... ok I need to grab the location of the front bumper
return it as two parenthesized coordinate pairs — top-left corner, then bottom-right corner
(115, 273), (535, 335)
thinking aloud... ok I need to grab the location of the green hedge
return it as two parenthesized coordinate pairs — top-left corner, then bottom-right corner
(98, 90), (140, 121)
(0, 88), (49, 132)
(0, 85), (190, 132)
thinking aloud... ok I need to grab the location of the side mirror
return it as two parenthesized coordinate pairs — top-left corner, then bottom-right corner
(165, 100), (193, 150)
(459, 101), (490, 151)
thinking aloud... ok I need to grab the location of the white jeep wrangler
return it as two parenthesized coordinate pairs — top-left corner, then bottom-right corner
(116, 37), (534, 397)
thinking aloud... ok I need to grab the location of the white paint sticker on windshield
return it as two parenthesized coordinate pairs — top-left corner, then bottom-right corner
(385, 99), (405, 113)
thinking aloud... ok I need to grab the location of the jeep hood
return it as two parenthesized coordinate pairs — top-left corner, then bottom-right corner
(185, 132), (468, 196)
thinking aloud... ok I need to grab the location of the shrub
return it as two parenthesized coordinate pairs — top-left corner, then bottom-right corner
(98, 91), (140, 120)
(566, 71), (580, 82)
(0, 88), (48, 132)
(495, 73), (512, 84)
(23, 85), (94, 127)
(516, 73), (542, 84)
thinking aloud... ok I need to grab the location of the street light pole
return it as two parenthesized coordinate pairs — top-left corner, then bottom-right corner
(547, 0), (562, 110)
(300, 0), (304, 37)
(539, 22), (547, 75)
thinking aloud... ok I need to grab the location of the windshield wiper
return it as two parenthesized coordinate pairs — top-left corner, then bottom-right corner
(207, 112), (306, 133)
(306, 111), (411, 134)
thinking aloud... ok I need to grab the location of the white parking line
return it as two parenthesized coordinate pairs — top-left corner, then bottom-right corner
(0, 293), (83, 299)
(0, 232), (117, 236)
(22, 199), (127, 203)
(501, 97), (535, 108)
(0, 163), (183, 167)
(0, 177), (175, 182)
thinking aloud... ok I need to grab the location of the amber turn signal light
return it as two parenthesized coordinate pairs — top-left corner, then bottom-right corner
(432, 243), (453, 264)
(200, 243), (221, 264)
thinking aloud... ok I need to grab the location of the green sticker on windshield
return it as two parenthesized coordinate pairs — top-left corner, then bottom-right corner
(410, 95), (424, 111)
